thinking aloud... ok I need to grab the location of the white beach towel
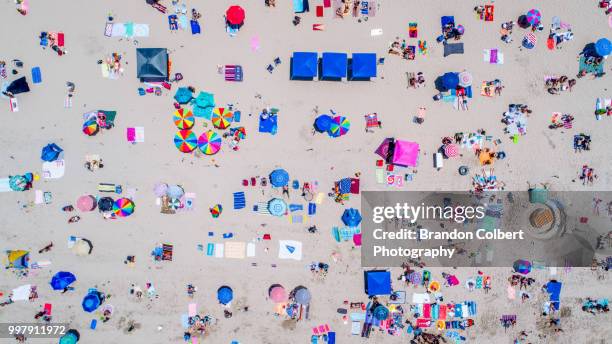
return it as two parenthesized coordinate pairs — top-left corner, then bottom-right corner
(224, 242), (246, 259)
(42, 159), (65, 179)
(412, 293), (431, 304)
(110, 23), (150, 38)
(370, 28), (383, 36)
(35, 190), (44, 204)
(214, 243), (224, 258)
(11, 284), (32, 301)
(278, 240), (302, 260)
(246, 243), (256, 257)
(0, 178), (12, 192)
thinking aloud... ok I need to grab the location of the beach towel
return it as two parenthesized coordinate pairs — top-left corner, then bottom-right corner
(214, 243), (224, 258)
(484, 49), (504, 64)
(409, 23), (418, 38)
(370, 28), (383, 36)
(179, 15), (188, 30)
(316, 5), (323, 17)
(412, 293), (430, 304)
(423, 303), (431, 318)
(162, 244), (173, 261)
(42, 159), (65, 179)
(484, 5), (494, 21)
(190, 20), (201, 34)
(224, 65), (243, 81)
(254, 202), (271, 215)
(57, 33), (64, 47)
(233, 192), (246, 209)
(127, 127), (145, 143)
(224, 242), (246, 259)
(110, 23), (150, 38)
(444, 43), (464, 57)
(246, 243), (256, 257)
(31, 67), (42, 84)
(278, 240), (303, 260)
(206, 243), (215, 256)
(431, 303), (439, 320)
(324, 0), (331, 7)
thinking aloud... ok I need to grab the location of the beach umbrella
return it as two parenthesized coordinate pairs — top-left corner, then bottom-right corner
(226, 5), (245, 26)
(522, 33), (537, 49)
(375, 138), (393, 160)
(71, 239), (93, 256)
(59, 330), (80, 344)
(50, 271), (76, 290)
(7, 250), (29, 269)
(41, 143), (63, 162)
(329, 116), (350, 137)
(82, 292), (101, 312)
(372, 305), (389, 321)
(194, 92), (215, 108)
(595, 38), (611, 57)
(526, 9), (541, 26)
(217, 286), (233, 305)
(342, 208), (362, 227)
(168, 198), (181, 210)
(456, 24), (465, 35)
(268, 198), (288, 217)
(458, 166), (469, 176)
(167, 184), (185, 199)
(428, 280), (441, 292)
(211, 107), (234, 129)
(444, 144), (459, 158)
(269, 169), (289, 187)
(197, 130), (222, 155)
(294, 287), (311, 304)
(174, 130), (198, 153)
(82, 120), (99, 136)
(314, 114), (333, 132)
(513, 259), (532, 274)
(153, 183), (168, 197)
(517, 15), (530, 29)
(269, 284), (288, 303)
(113, 198), (135, 217)
(76, 195), (97, 212)
(173, 109), (195, 130)
(210, 204), (223, 218)
(441, 72), (459, 90)
(174, 87), (193, 104)
(9, 175), (28, 191)
(97, 197), (114, 212)
(458, 71), (473, 87)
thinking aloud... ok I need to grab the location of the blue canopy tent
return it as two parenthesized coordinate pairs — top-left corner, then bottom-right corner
(291, 52), (318, 80)
(217, 286), (233, 305)
(364, 270), (392, 296)
(269, 169), (289, 187)
(321, 52), (348, 80)
(41, 143), (63, 162)
(349, 53), (377, 80)
(136, 48), (169, 82)
(50, 271), (76, 291)
(342, 208), (362, 227)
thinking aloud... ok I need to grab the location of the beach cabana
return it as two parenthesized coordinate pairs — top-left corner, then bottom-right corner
(321, 52), (348, 80)
(291, 52), (318, 80)
(349, 53), (377, 80)
(364, 270), (392, 296)
(6, 250), (29, 269)
(392, 140), (420, 167)
(136, 48), (168, 82)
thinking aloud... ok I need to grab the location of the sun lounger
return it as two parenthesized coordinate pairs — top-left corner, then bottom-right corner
(443, 43), (464, 57)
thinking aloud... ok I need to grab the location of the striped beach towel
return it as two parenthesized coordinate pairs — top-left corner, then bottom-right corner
(233, 192), (246, 209)
(225, 65), (243, 81)
(254, 202), (271, 215)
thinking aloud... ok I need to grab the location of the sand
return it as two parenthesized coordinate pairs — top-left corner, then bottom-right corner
(1, 0), (611, 343)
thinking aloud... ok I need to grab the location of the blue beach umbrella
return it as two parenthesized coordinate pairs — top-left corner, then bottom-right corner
(372, 305), (389, 320)
(269, 169), (289, 187)
(342, 208), (362, 227)
(441, 72), (459, 90)
(314, 114), (332, 132)
(217, 286), (233, 305)
(82, 292), (101, 312)
(595, 38), (611, 57)
(50, 271), (76, 290)
(174, 87), (193, 104)
(268, 198), (288, 217)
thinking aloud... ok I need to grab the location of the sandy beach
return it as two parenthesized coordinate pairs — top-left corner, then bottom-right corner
(1, 0), (612, 343)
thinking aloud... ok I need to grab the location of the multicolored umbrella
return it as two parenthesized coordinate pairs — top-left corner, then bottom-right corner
(210, 204), (223, 218)
(197, 130), (222, 155)
(523, 33), (537, 49)
(456, 24), (465, 35)
(9, 175), (27, 191)
(113, 198), (135, 217)
(526, 9), (541, 26)
(82, 120), (99, 136)
(174, 130), (198, 153)
(173, 109), (195, 130)
(458, 71), (473, 87)
(444, 144), (459, 158)
(211, 107), (234, 129)
(329, 116), (350, 137)
(226, 5), (245, 26)
(168, 198), (181, 210)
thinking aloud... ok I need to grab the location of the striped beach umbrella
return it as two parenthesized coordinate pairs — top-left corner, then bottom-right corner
(173, 108), (195, 130)
(197, 130), (222, 155)
(458, 71), (473, 87)
(523, 32), (537, 49)
(210, 204), (223, 218)
(211, 107), (234, 129)
(444, 144), (459, 158)
(329, 116), (350, 137)
(113, 198), (135, 217)
(82, 120), (99, 136)
(174, 130), (198, 153)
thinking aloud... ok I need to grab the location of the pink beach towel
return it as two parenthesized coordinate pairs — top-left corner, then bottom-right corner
(188, 303), (197, 316)
(44, 303), (52, 315)
(324, 0), (331, 8)
(507, 286), (516, 300)
(423, 303), (431, 318)
(490, 49), (498, 63)
(439, 305), (447, 319)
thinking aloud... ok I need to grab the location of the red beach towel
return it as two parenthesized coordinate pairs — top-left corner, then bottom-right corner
(57, 33), (64, 47)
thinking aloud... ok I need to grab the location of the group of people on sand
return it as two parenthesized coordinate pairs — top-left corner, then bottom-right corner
(389, 38), (416, 60)
(579, 165), (597, 185)
(546, 75), (576, 95)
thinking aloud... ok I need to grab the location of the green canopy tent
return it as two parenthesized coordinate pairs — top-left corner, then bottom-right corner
(136, 48), (169, 82)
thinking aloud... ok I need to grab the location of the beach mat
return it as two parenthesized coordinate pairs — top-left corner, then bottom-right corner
(190, 20), (201, 34)
(233, 192), (246, 209)
(443, 43), (464, 57)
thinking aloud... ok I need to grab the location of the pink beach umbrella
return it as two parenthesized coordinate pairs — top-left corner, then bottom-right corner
(76, 195), (97, 212)
(269, 285), (288, 303)
(444, 144), (459, 158)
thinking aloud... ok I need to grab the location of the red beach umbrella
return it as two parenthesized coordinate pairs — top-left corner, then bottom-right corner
(226, 5), (245, 26)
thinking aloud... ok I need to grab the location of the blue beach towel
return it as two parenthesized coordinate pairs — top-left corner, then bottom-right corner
(31, 67), (42, 84)
(190, 20), (201, 34)
(233, 192), (246, 209)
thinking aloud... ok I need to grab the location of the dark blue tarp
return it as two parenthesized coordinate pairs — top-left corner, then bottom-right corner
(321, 52), (348, 79)
(364, 270), (392, 296)
(50, 271), (76, 290)
(259, 113), (278, 135)
(342, 208), (362, 227)
(291, 52), (318, 79)
(41, 143), (63, 162)
(350, 53), (377, 79)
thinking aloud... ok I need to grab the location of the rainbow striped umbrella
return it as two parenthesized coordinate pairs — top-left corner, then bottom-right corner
(82, 120), (99, 136)
(197, 130), (222, 155)
(210, 204), (223, 218)
(173, 109), (195, 130)
(526, 9), (541, 26)
(211, 107), (234, 129)
(328, 116), (350, 137)
(113, 198), (135, 217)
(174, 130), (198, 153)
